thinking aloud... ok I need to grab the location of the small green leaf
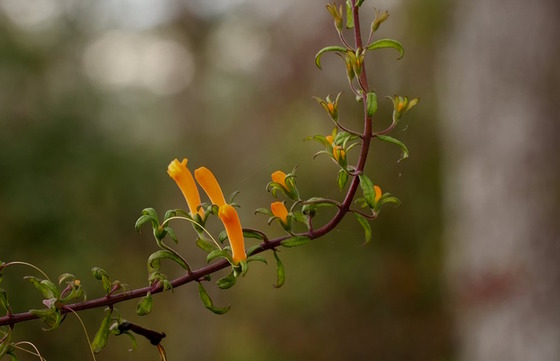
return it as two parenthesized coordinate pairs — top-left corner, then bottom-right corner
(91, 267), (112, 293)
(247, 255), (267, 265)
(358, 174), (376, 209)
(273, 251), (285, 288)
(217, 272), (237, 290)
(338, 169), (349, 191)
(243, 229), (265, 240)
(246, 245), (261, 256)
(376, 134), (409, 162)
(354, 213), (373, 245)
(315, 46), (348, 69)
(0, 328), (12, 358)
(197, 282), (230, 315)
(136, 293), (153, 316)
(24, 277), (59, 299)
(366, 38), (405, 59)
(196, 238), (219, 253)
(281, 236), (310, 248)
(30, 307), (63, 330)
(0, 289), (10, 313)
(206, 249), (230, 263)
(345, 0), (354, 29)
(366, 91), (378, 117)
(91, 308), (113, 353)
(147, 250), (189, 272)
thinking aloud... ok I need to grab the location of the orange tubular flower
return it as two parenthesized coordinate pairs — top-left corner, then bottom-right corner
(271, 170), (288, 189)
(270, 201), (289, 225)
(194, 167), (227, 207)
(195, 166), (246, 264)
(167, 159), (203, 219)
(218, 204), (246, 264)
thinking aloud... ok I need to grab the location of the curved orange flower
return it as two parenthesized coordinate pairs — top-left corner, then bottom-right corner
(270, 201), (289, 225)
(167, 159), (203, 219)
(194, 167), (227, 207)
(218, 204), (246, 264)
(195, 166), (246, 264)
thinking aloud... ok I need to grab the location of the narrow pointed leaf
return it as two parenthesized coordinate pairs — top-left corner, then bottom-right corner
(147, 250), (189, 272)
(354, 213), (373, 244)
(91, 309), (113, 353)
(281, 236), (310, 248)
(315, 46), (348, 69)
(197, 282), (230, 315)
(376, 134), (409, 161)
(345, 0), (354, 29)
(196, 238), (219, 253)
(217, 272), (237, 290)
(366, 38), (405, 59)
(358, 174), (376, 209)
(136, 293), (153, 316)
(273, 251), (285, 288)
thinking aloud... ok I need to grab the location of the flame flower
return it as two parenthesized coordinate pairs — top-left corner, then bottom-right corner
(194, 167), (246, 264)
(167, 159), (203, 219)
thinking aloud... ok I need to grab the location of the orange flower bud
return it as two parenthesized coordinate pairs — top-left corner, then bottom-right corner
(218, 204), (246, 264)
(167, 159), (203, 218)
(374, 185), (382, 203)
(194, 167), (227, 207)
(270, 201), (289, 225)
(333, 145), (346, 162)
(271, 170), (288, 189)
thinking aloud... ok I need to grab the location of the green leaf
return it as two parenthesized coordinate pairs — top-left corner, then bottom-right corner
(281, 236), (310, 248)
(345, 0), (354, 29)
(366, 91), (378, 117)
(301, 197), (338, 215)
(358, 174), (376, 209)
(136, 293), (153, 316)
(273, 251), (285, 288)
(30, 307), (63, 330)
(147, 250), (189, 272)
(0, 289), (10, 313)
(91, 308), (113, 353)
(354, 213), (373, 245)
(247, 255), (267, 265)
(91, 267), (112, 293)
(376, 134), (409, 162)
(338, 169), (349, 191)
(246, 245), (261, 256)
(197, 282), (230, 315)
(366, 38), (404, 59)
(206, 249), (230, 263)
(243, 229), (265, 240)
(315, 46), (348, 69)
(217, 272), (237, 290)
(196, 238), (219, 253)
(0, 328), (12, 358)
(24, 276), (59, 299)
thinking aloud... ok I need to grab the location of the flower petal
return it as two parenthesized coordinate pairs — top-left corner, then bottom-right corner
(270, 201), (289, 224)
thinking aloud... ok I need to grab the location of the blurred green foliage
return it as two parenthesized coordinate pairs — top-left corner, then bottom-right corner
(0, 1), (451, 360)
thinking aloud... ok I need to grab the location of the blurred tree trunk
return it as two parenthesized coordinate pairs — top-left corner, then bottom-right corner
(439, 0), (560, 360)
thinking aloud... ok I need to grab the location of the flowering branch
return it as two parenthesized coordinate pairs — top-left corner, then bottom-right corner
(0, 1), (418, 358)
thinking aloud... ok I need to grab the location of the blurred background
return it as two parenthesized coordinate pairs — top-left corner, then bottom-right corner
(0, 0), (558, 360)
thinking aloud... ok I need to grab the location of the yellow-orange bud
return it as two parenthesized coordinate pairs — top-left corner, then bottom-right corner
(168, 158), (204, 218)
(333, 145), (346, 161)
(218, 204), (246, 264)
(374, 185), (382, 203)
(270, 201), (289, 225)
(271, 170), (288, 189)
(194, 167), (227, 207)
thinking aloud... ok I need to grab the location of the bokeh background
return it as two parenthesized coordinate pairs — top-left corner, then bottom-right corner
(1, 0), (558, 360)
